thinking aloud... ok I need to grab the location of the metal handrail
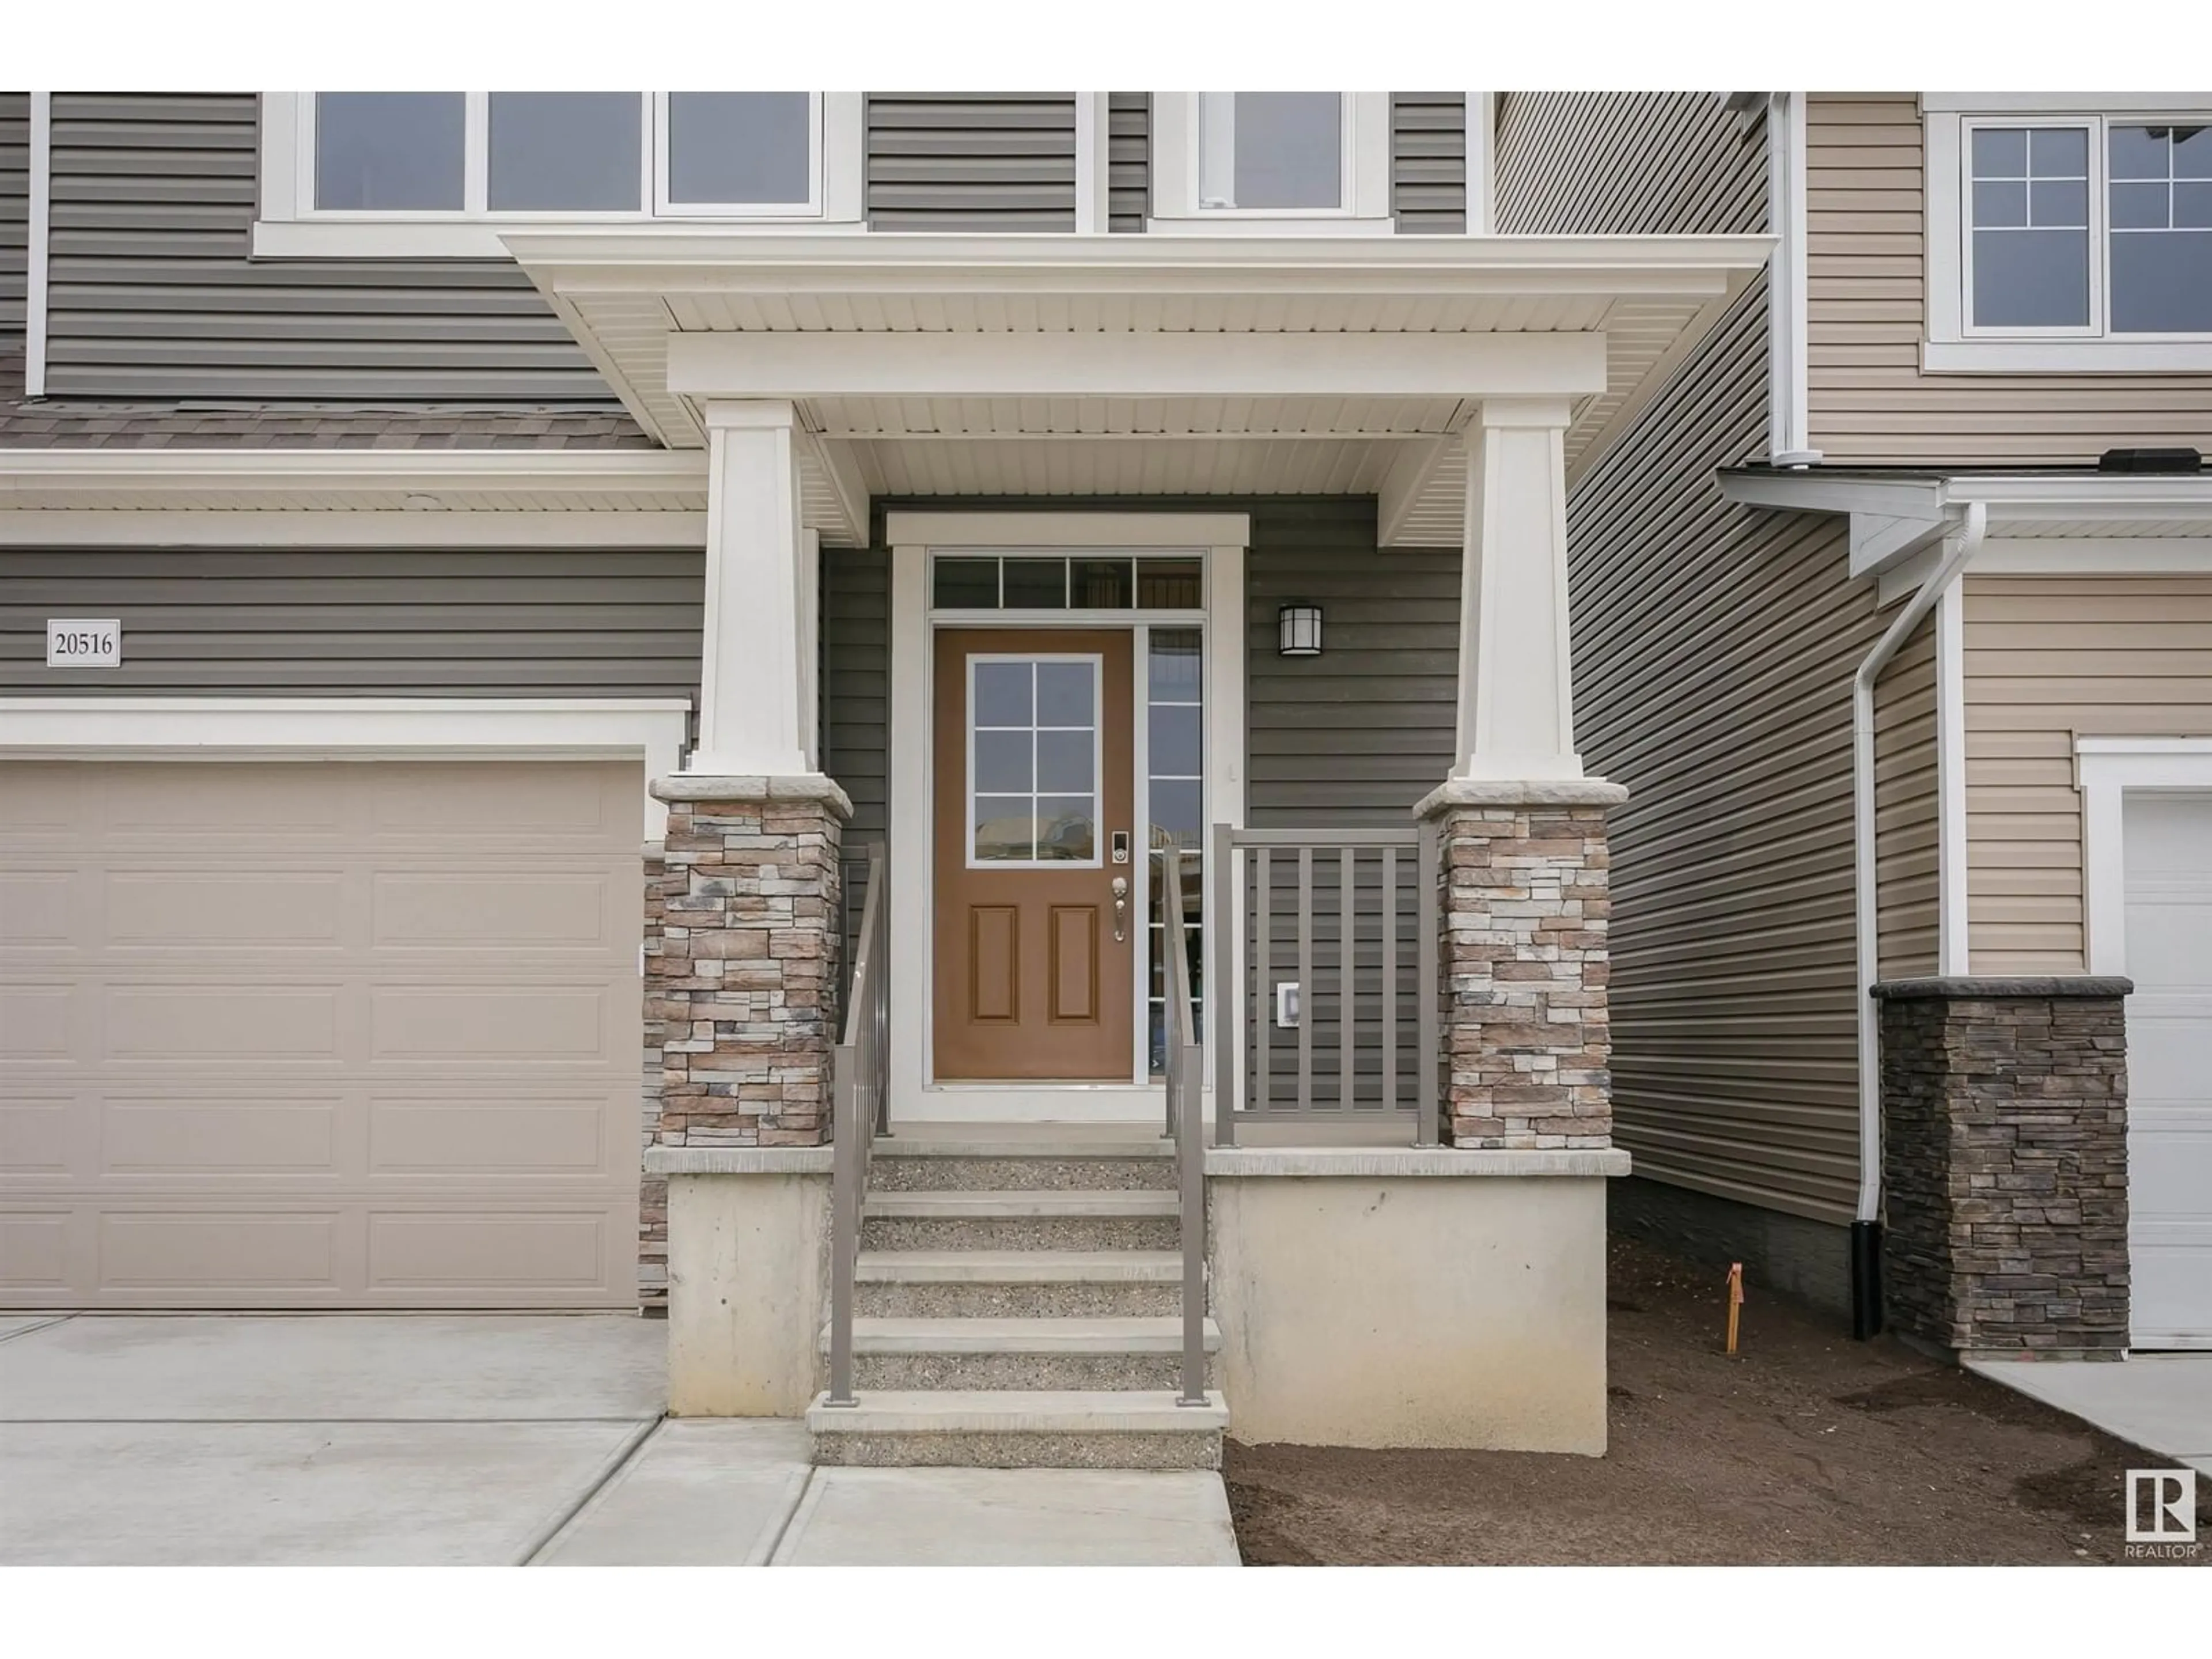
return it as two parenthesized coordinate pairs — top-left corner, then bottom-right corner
(1158, 846), (1208, 1407)
(1210, 821), (1441, 1147)
(824, 839), (888, 1408)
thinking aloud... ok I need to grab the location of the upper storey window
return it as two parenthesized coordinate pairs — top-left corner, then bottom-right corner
(1152, 92), (1392, 232)
(257, 92), (862, 256)
(1926, 96), (2212, 370)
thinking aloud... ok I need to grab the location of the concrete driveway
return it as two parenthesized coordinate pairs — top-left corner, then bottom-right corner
(0, 1313), (1239, 1566)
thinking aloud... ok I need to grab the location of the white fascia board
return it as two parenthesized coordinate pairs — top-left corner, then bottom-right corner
(0, 510), (707, 547)
(0, 449), (704, 498)
(672, 329), (1609, 403)
(0, 698), (692, 837)
(1716, 469), (1948, 521)
(503, 229), (1774, 298)
(1957, 475), (2212, 522)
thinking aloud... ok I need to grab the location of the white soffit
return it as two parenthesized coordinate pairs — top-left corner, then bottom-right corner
(1718, 469), (2212, 578)
(506, 231), (1772, 547)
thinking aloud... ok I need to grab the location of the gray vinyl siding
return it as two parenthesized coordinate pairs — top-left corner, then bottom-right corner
(2, 93), (26, 387)
(0, 547), (703, 697)
(41, 93), (608, 402)
(1391, 94), (1467, 234)
(865, 94), (1077, 232)
(1108, 94), (1149, 233)
(1523, 92), (1887, 1228)
(1495, 91), (1759, 237)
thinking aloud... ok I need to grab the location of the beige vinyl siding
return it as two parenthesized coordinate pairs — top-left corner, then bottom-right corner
(1806, 93), (2212, 464)
(1874, 615), (1940, 979)
(1963, 575), (2212, 974)
(1108, 94), (1148, 233)
(864, 94), (1077, 230)
(1496, 92), (1760, 237)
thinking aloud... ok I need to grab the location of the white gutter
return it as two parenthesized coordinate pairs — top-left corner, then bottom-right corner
(1851, 499), (1987, 1224)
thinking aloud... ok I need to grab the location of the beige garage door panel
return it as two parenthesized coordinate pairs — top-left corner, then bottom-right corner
(0, 760), (644, 1310)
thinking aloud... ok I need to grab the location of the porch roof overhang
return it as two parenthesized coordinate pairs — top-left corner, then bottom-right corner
(1718, 465), (2212, 582)
(503, 231), (1773, 549)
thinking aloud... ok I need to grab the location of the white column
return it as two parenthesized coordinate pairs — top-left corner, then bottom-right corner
(1451, 396), (1584, 783)
(690, 399), (815, 778)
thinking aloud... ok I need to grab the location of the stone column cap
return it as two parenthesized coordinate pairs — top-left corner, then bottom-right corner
(652, 772), (854, 820)
(1414, 776), (1630, 818)
(1871, 975), (2134, 1000)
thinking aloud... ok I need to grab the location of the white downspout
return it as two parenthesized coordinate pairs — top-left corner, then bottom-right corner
(1848, 499), (1986, 1332)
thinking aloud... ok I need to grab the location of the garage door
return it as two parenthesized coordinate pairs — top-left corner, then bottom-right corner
(0, 760), (643, 1309)
(2125, 790), (2212, 1350)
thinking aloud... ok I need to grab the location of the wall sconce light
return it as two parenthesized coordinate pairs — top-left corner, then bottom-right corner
(1277, 603), (1323, 658)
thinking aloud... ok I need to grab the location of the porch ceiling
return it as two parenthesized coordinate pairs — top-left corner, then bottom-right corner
(505, 232), (1773, 550)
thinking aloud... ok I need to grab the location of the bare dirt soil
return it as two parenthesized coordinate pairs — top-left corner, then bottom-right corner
(1226, 1237), (2204, 1566)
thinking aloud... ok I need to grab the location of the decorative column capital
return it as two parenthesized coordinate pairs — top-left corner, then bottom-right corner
(1468, 395), (1575, 433)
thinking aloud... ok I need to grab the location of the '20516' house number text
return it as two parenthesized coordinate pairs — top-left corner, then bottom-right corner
(46, 619), (123, 668)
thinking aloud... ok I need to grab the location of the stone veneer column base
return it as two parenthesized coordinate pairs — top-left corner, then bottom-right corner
(1873, 976), (2134, 1360)
(1414, 778), (1627, 1150)
(637, 773), (850, 1308)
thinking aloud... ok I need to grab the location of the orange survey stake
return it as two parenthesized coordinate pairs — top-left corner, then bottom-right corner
(1725, 1261), (1745, 1355)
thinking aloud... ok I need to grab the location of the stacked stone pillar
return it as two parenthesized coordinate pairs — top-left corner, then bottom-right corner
(1874, 977), (2133, 1358)
(1416, 779), (1625, 1149)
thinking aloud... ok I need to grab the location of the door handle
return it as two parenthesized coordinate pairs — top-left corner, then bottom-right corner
(1111, 876), (1128, 943)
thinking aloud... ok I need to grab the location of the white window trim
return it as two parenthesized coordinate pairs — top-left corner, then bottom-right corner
(254, 92), (864, 258)
(2076, 736), (2212, 976)
(25, 93), (50, 397)
(1924, 104), (2212, 372)
(965, 652), (1106, 871)
(1149, 92), (1392, 234)
(0, 698), (692, 841)
(885, 512), (1248, 1123)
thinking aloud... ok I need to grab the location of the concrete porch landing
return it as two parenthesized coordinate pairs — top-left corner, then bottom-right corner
(1965, 1354), (2212, 1478)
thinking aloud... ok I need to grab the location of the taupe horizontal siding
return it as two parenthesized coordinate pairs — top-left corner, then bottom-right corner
(1806, 93), (2212, 464)
(43, 93), (609, 401)
(1963, 574), (2212, 974)
(1571, 257), (1884, 1228)
(2, 93), (26, 360)
(1874, 612), (1939, 979)
(865, 94), (1077, 231)
(1108, 94), (1148, 233)
(1495, 92), (1764, 237)
(1391, 94), (1466, 234)
(0, 547), (703, 696)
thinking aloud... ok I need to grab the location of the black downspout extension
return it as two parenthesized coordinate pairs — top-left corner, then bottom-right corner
(1850, 1220), (1884, 1341)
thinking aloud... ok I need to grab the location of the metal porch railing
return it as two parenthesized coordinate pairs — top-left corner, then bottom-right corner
(1157, 846), (1209, 1407)
(823, 839), (888, 1409)
(1210, 824), (1440, 1147)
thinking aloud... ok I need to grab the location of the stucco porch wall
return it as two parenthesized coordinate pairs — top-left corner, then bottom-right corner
(1205, 1147), (1630, 1453)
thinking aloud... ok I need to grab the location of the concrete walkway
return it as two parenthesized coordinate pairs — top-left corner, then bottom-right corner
(1967, 1354), (2212, 1476)
(0, 1313), (1237, 1566)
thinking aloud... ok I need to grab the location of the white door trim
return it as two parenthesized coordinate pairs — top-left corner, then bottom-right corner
(2077, 736), (2212, 978)
(0, 697), (692, 840)
(886, 514), (1247, 1122)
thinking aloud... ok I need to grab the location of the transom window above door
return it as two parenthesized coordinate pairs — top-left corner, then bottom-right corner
(255, 91), (864, 256)
(931, 554), (1205, 612)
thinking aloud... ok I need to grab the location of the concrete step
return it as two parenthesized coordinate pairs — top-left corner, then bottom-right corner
(824, 1316), (1221, 1391)
(807, 1389), (1228, 1470)
(854, 1249), (1187, 1318)
(859, 1190), (1180, 1253)
(869, 1151), (1176, 1193)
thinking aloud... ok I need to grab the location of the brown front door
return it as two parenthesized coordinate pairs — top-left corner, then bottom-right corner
(933, 628), (1135, 1080)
